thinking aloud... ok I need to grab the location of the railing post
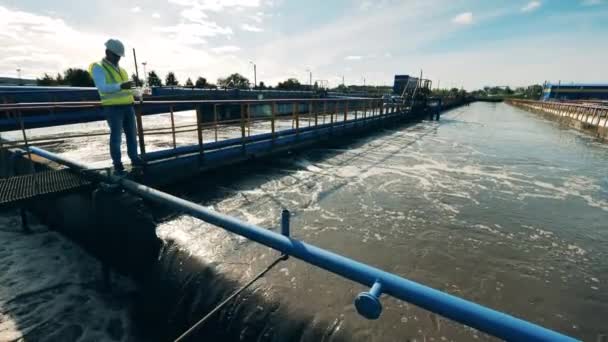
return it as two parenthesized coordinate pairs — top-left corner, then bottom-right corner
(323, 101), (327, 124)
(240, 104), (246, 150)
(135, 103), (146, 158)
(344, 100), (348, 122)
(314, 101), (318, 127)
(247, 103), (251, 137)
(170, 105), (176, 150)
(293, 102), (299, 134)
(308, 101), (313, 127)
(271, 102), (276, 141)
(214, 104), (218, 142)
(195, 105), (204, 156)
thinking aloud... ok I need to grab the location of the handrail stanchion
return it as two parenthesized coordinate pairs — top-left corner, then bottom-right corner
(195, 105), (204, 156)
(280, 209), (290, 260)
(330, 101), (334, 128)
(247, 103), (251, 137)
(314, 101), (318, 127)
(170, 105), (177, 150)
(135, 103), (146, 158)
(271, 102), (276, 142)
(214, 104), (218, 142)
(322, 101), (327, 124)
(293, 102), (300, 135)
(308, 101), (312, 127)
(344, 100), (348, 123)
(240, 104), (246, 150)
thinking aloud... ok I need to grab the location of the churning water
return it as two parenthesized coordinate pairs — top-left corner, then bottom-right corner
(2, 102), (607, 341)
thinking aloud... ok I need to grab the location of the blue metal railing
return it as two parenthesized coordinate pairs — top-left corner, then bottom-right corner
(27, 145), (578, 342)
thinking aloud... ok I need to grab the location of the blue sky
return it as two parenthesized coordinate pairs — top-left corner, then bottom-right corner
(0, 0), (606, 89)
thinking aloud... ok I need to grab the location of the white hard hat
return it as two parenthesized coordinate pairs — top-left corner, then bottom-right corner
(105, 39), (125, 57)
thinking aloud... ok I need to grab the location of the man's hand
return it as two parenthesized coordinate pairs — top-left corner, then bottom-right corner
(120, 81), (134, 90)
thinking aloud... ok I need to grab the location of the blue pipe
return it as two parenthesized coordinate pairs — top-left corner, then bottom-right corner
(27, 146), (578, 342)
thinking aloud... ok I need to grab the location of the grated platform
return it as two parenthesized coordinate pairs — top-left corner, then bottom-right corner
(0, 169), (90, 207)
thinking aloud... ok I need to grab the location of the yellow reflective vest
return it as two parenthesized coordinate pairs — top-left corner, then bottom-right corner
(88, 60), (134, 106)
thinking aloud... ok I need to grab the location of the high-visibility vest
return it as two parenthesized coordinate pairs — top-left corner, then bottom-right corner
(88, 60), (134, 106)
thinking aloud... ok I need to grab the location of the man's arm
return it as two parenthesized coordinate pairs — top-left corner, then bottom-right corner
(91, 64), (121, 93)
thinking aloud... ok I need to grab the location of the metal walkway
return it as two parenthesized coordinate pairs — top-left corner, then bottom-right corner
(0, 169), (90, 207)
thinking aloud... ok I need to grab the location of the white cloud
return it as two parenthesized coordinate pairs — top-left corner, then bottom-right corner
(155, 22), (233, 45)
(130, 6), (141, 13)
(211, 45), (241, 53)
(180, 7), (207, 23)
(452, 12), (473, 25)
(0, 6), (106, 77)
(151, 12), (161, 19)
(345, 55), (363, 60)
(360, 1), (373, 10)
(169, 0), (260, 13)
(521, 1), (541, 12)
(241, 24), (263, 32)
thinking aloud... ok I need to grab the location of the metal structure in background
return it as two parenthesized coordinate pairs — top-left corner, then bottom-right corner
(26, 145), (577, 342)
(507, 99), (608, 136)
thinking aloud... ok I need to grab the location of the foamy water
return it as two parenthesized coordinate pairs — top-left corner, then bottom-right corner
(155, 102), (607, 341)
(0, 210), (136, 341)
(3, 102), (608, 341)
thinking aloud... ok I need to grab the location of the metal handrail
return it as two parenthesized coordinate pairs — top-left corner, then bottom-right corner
(27, 145), (577, 342)
(0, 97), (377, 112)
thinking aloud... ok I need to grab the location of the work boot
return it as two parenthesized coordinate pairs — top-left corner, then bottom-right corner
(113, 163), (126, 176)
(130, 157), (146, 168)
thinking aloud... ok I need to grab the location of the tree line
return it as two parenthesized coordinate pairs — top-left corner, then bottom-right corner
(35, 68), (329, 91)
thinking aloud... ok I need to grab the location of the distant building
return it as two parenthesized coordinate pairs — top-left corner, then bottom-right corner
(542, 83), (608, 101)
(0, 76), (36, 86)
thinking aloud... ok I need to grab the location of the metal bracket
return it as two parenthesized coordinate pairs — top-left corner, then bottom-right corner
(355, 280), (383, 319)
(280, 209), (290, 260)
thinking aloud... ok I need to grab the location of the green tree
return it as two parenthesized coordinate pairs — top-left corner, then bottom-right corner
(217, 73), (250, 89)
(147, 71), (162, 87)
(525, 84), (543, 99)
(165, 72), (179, 86)
(194, 76), (207, 88)
(258, 81), (266, 90)
(63, 68), (94, 87)
(185, 77), (194, 87)
(276, 78), (303, 90)
(55, 73), (64, 85)
(36, 73), (57, 86)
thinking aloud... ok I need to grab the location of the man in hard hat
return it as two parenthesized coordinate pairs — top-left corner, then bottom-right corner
(89, 38), (143, 174)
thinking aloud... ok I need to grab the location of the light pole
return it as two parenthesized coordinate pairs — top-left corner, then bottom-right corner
(141, 62), (147, 86)
(16, 68), (22, 85)
(306, 68), (312, 90)
(249, 61), (256, 89)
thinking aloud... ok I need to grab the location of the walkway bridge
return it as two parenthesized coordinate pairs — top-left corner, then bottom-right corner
(0, 95), (577, 341)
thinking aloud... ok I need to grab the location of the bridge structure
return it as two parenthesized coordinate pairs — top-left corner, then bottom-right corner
(0, 92), (577, 341)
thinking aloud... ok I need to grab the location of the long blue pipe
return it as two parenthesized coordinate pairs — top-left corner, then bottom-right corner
(27, 146), (577, 342)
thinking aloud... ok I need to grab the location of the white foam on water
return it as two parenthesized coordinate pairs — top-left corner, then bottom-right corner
(0, 212), (135, 341)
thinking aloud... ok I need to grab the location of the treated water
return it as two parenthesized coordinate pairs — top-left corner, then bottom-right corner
(2, 102), (607, 341)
